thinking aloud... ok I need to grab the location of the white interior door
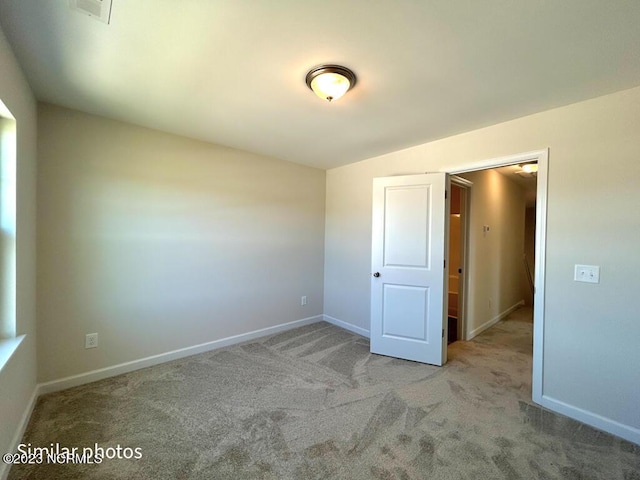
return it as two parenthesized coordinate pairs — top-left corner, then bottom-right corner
(370, 173), (449, 365)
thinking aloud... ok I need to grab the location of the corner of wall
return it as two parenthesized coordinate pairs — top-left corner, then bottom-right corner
(0, 23), (40, 471)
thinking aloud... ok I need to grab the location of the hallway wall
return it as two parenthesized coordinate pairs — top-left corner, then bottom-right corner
(458, 169), (526, 338)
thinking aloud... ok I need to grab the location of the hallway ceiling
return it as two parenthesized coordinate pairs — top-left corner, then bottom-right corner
(1, 1), (640, 169)
(495, 164), (537, 207)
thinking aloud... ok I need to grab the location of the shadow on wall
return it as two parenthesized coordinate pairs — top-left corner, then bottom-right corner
(36, 104), (326, 382)
(524, 206), (536, 306)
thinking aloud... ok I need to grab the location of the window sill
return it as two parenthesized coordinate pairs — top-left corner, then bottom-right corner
(0, 335), (25, 373)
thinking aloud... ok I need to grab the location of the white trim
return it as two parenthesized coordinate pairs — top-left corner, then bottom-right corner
(1, 386), (38, 480)
(449, 177), (472, 342)
(323, 314), (370, 338)
(467, 300), (525, 340)
(445, 149), (546, 174)
(531, 149), (549, 403)
(0, 335), (25, 374)
(38, 315), (323, 395)
(450, 175), (473, 188)
(539, 395), (640, 446)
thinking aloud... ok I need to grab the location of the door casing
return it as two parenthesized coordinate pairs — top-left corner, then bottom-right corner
(449, 175), (472, 342)
(444, 149), (548, 403)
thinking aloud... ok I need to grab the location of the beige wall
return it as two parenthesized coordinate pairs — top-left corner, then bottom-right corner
(324, 85), (640, 438)
(37, 104), (326, 382)
(458, 169), (526, 337)
(0, 27), (38, 466)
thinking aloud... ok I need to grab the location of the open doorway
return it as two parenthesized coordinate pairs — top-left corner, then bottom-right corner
(369, 150), (548, 402)
(448, 163), (538, 345)
(445, 149), (548, 404)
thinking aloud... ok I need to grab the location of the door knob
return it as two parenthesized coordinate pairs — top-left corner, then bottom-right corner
(373, 272), (380, 277)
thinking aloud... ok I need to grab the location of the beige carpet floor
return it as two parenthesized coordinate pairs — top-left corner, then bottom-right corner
(8, 307), (640, 479)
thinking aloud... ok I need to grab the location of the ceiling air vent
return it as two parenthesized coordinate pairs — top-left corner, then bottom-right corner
(69, 0), (113, 24)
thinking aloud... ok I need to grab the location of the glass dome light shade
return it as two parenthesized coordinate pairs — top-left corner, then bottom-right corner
(306, 65), (357, 102)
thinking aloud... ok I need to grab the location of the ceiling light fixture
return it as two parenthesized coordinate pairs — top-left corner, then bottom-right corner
(521, 163), (539, 174)
(305, 65), (357, 102)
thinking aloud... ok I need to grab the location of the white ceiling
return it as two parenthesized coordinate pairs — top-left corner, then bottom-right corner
(2, 1), (640, 169)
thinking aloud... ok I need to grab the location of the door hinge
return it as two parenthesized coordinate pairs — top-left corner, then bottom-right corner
(442, 329), (445, 338)
(444, 259), (446, 269)
(445, 190), (448, 199)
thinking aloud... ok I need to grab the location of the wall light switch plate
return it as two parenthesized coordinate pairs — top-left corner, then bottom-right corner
(69, 0), (113, 24)
(574, 265), (600, 284)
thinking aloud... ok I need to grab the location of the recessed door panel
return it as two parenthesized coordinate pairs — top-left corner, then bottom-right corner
(384, 186), (430, 268)
(382, 284), (429, 341)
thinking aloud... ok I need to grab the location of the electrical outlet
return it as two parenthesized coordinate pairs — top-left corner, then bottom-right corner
(301, 296), (307, 306)
(85, 333), (98, 349)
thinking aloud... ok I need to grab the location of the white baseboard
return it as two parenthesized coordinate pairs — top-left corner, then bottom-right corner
(539, 394), (640, 446)
(467, 300), (524, 340)
(38, 315), (323, 395)
(1, 386), (39, 480)
(323, 314), (370, 338)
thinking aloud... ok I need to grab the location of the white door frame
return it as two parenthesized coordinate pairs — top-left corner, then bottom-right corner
(443, 149), (548, 404)
(449, 175), (472, 341)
